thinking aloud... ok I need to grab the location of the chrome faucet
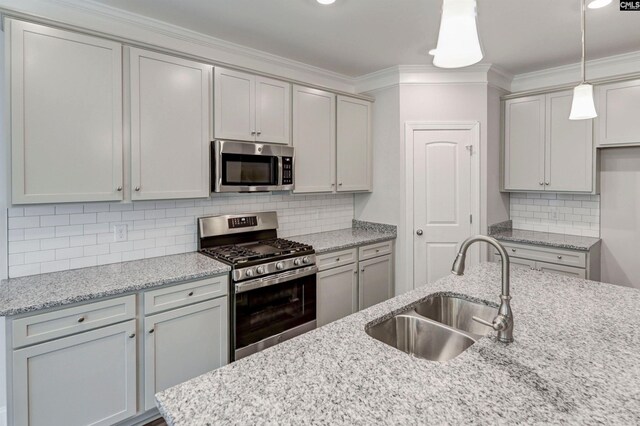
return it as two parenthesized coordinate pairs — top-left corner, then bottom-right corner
(451, 235), (514, 343)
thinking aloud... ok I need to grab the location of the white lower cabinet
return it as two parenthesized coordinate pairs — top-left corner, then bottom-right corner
(143, 298), (228, 410)
(359, 254), (393, 310)
(11, 320), (137, 426)
(316, 242), (394, 326)
(317, 264), (358, 327)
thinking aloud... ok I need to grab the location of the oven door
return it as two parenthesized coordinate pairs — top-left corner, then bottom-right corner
(233, 266), (317, 360)
(213, 140), (294, 192)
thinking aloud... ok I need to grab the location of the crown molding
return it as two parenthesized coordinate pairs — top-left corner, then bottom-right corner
(355, 63), (513, 93)
(0, 0), (357, 92)
(511, 50), (640, 93)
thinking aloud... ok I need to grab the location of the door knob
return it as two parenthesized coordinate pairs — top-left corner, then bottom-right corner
(416, 229), (423, 236)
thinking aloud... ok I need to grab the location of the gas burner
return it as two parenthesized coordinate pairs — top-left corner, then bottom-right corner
(201, 238), (314, 265)
(201, 245), (264, 264)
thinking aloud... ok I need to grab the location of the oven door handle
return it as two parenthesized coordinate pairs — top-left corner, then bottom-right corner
(235, 266), (318, 294)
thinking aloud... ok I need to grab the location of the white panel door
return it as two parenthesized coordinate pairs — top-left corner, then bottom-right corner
(413, 129), (475, 286)
(336, 96), (372, 192)
(144, 298), (228, 410)
(359, 254), (393, 310)
(12, 320), (137, 426)
(292, 86), (336, 193)
(317, 263), (358, 327)
(130, 48), (211, 200)
(10, 20), (123, 204)
(504, 95), (546, 191)
(214, 67), (255, 141)
(596, 79), (640, 147)
(545, 91), (593, 192)
(255, 77), (291, 145)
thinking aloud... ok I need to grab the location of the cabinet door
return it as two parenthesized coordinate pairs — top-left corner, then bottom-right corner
(504, 95), (546, 191)
(292, 86), (336, 193)
(359, 254), (393, 310)
(336, 96), (372, 192)
(214, 67), (255, 141)
(144, 298), (228, 410)
(545, 91), (593, 192)
(536, 261), (586, 279)
(130, 48), (211, 200)
(10, 20), (123, 204)
(317, 263), (358, 327)
(596, 79), (640, 147)
(12, 320), (136, 426)
(255, 77), (291, 145)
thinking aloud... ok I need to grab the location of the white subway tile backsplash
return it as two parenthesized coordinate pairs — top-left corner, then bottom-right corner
(4, 193), (355, 278)
(510, 193), (600, 237)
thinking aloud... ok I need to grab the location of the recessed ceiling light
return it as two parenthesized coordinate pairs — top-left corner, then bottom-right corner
(317, 0), (336, 4)
(587, 0), (612, 8)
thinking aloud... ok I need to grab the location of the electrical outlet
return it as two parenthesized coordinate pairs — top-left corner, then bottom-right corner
(549, 207), (559, 221)
(114, 224), (128, 242)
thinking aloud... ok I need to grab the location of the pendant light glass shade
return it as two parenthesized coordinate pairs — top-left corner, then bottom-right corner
(432, 0), (483, 68)
(588, 0), (612, 8)
(569, 83), (597, 120)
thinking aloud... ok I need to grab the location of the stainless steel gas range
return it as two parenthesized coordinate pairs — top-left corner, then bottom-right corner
(197, 211), (317, 360)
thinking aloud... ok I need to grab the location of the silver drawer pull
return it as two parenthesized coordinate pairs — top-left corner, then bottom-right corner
(557, 255), (563, 260)
(511, 249), (516, 253)
(376, 249), (380, 253)
(336, 258), (340, 262)
(129, 333), (136, 339)
(188, 291), (194, 296)
(149, 329), (155, 334)
(77, 316), (85, 323)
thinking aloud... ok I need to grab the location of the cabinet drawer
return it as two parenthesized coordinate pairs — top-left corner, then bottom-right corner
(498, 242), (586, 268)
(12, 295), (136, 348)
(537, 261), (586, 279)
(317, 248), (357, 272)
(358, 240), (393, 261)
(144, 275), (228, 315)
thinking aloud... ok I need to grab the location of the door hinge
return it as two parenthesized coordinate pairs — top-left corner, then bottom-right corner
(470, 214), (473, 224)
(465, 145), (473, 155)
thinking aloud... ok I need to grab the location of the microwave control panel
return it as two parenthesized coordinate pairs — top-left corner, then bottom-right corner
(282, 157), (293, 185)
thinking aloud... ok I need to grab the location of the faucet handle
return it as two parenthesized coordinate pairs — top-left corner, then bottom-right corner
(473, 315), (509, 331)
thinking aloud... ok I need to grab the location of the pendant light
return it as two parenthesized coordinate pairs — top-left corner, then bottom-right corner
(569, 0), (597, 120)
(431, 0), (483, 68)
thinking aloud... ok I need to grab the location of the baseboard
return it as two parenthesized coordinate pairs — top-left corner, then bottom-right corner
(0, 406), (7, 426)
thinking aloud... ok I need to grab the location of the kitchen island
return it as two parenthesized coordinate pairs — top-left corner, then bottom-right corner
(155, 263), (640, 425)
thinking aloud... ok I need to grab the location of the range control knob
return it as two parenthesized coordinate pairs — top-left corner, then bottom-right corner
(302, 256), (310, 264)
(245, 269), (255, 278)
(294, 258), (302, 266)
(256, 266), (265, 274)
(276, 262), (285, 270)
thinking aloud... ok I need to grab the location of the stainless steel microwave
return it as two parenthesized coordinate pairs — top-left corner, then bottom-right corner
(212, 140), (294, 193)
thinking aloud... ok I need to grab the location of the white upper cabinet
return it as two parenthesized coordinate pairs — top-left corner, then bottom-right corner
(214, 67), (291, 144)
(504, 95), (546, 191)
(255, 77), (291, 144)
(545, 91), (593, 192)
(596, 79), (640, 147)
(504, 91), (594, 193)
(292, 86), (336, 193)
(129, 48), (211, 200)
(9, 20), (123, 204)
(336, 96), (372, 192)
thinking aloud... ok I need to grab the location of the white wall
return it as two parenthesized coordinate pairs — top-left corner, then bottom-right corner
(600, 147), (640, 288)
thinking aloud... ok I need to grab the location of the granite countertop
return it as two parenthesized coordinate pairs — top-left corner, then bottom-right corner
(490, 229), (601, 251)
(156, 263), (640, 425)
(0, 253), (230, 316)
(289, 221), (396, 254)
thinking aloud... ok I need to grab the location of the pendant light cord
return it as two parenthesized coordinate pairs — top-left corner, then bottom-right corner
(581, 0), (586, 83)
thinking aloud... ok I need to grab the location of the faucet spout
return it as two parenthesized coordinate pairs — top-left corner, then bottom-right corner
(450, 235), (514, 343)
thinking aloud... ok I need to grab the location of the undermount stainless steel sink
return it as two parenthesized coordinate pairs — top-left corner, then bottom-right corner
(366, 295), (497, 361)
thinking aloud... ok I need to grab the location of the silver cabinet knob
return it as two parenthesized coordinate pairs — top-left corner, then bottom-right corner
(251, 131), (256, 135)
(129, 333), (136, 339)
(557, 255), (563, 260)
(339, 183), (343, 186)
(416, 229), (423, 236)
(149, 329), (155, 334)
(512, 248), (516, 252)
(545, 182), (550, 186)
(134, 186), (141, 192)
(77, 316), (85, 323)
(256, 131), (262, 136)
(116, 186), (122, 191)
(539, 182), (544, 186)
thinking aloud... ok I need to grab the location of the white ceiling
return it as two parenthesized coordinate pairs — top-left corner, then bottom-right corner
(91, 0), (640, 77)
